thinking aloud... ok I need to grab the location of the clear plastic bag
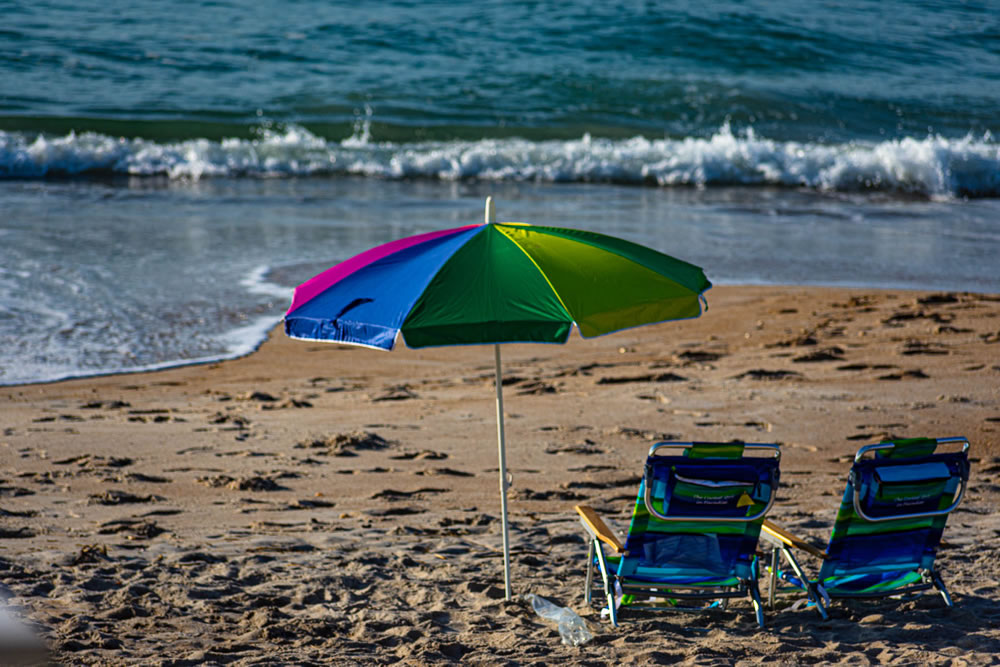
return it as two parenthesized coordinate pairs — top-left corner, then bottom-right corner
(526, 593), (593, 646)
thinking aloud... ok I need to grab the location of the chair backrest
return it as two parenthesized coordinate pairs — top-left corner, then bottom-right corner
(818, 437), (970, 582)
(619, 442), (781, 582)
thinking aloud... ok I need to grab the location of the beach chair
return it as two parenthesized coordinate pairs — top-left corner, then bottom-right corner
(761, 436), (970, 617)
(575, 441), (781, 628)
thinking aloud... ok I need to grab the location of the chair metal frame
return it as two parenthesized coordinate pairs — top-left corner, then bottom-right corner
(578, 441), (780, 628)
(762, 436), (969, 615)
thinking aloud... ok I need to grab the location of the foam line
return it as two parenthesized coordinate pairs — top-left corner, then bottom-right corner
(2, 125), (998, 198)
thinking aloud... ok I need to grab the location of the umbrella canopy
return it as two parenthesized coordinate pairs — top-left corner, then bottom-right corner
(284, 198), (711, 599)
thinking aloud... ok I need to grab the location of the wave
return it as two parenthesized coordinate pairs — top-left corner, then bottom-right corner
(2, 123), (998, 198)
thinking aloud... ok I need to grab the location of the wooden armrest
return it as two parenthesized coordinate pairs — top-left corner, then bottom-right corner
(575, 505), (627, 555)
(762, 519), (828, 560)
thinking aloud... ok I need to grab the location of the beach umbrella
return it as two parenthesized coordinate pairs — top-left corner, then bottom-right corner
(284, 197), (711, 600)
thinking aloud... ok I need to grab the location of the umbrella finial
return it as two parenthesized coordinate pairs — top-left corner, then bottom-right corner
(485, 196), (496, 224)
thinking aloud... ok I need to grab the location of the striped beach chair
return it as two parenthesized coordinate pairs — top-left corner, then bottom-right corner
(575, 441), (781, 628)
(762, 437), (970, 617)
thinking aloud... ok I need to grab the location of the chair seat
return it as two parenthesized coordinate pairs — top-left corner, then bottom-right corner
(820, 569), (924, 596)
(623, 571), (742, 588)
(599, 554), (741, 587)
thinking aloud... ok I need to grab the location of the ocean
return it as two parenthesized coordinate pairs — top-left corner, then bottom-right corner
(2, 0), (999, 385)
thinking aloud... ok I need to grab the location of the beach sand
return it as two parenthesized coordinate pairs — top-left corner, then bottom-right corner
(1, 285), (999, 665)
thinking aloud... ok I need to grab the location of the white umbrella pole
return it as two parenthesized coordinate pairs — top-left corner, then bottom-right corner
(485, 195), (513, 601)
(494, 343), (513, 601)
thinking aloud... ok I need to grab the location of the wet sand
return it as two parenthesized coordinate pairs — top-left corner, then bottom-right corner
(1, 285), (999, 665)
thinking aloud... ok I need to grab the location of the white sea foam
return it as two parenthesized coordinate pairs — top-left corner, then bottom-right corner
(2, 124), (998, 197)
(0, 313), (283, 387)
(240, 265), (295, 301)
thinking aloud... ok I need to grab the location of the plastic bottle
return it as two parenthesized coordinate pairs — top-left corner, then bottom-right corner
(526, 593), (593, 647)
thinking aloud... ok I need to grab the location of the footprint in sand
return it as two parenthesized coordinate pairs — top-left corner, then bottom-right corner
(732, 369), (802, 381)
(596, 372), (686, 385)
(848, 423), (905, 442)
(295, 431), (393, 457)
(836, 363), (870, 371)
(110, 472), (172, 484)
(369, 385), (420, 402)
(337, 466), (395, 474)
(366, 506), (426, 517)
(552, 361), (633, 377)
(88, 490), (163, 505)
(32, 414), (85, 423)
(69, 543), (111, 565)
(283, 498), (335, 511)
(544, 441), (605, 455)
(239, 391), (279, 402)
(606, 426), (678, 441)
(832, 294), (880, 309)
(792, 347), (845, 363)
(937, 324), (974, 334)
(97, 519), (165, 540)
(196, 475), (290, 491)
(877, 369), (930, 381)
(917, 293), (961, 305)
(370, 488), (449, 500)
(53, 454), (134, 468)
(235, 390), (315, 410)
(0, 526), (34, 538)
(0, 485), (36, 497)
(389, 449), (448, 461)
(79, 400), (131, 410)
(900, 340), (950, 356)
(561, 477), (640, 491)
(207, 412), (251, 430)
(767, 333), (819, 348)
(515, 380), (560, 395)
(128, 408), (183, 423)
(674, 350), (725, 364)
(413, 468), (474, 478)
(512, 488), (588, 501)
(882, 309), (953, 326)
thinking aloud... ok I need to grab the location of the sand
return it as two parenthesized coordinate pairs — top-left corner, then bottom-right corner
(1, 285), (999, 665)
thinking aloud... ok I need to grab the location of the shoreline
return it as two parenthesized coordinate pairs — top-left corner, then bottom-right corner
(2, 284), (999, 663)
(7, 281), (1000, 390)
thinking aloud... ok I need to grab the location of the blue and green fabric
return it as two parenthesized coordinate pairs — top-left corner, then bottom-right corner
(577, 441), (781, 628)
(285, 221), (710, 349)
(764, 436), (969, 615)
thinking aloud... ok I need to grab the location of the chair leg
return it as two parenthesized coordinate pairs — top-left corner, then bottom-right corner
(808, 581), (829, 620)
(584, 540), (595, 605)
(749, 580), (765, 629)
(769, 548), (778, 610)
(593, 541), (618, 627)
(749, 560), (765, 629)
(776, 546), (829, 620)
(930, 571), (954, 607)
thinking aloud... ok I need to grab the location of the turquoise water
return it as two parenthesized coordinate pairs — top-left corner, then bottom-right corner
(1, 0), (999, 384)
(4, 1), (1000, 144)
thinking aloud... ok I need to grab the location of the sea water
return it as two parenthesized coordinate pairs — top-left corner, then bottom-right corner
(1, 0), (999, 385)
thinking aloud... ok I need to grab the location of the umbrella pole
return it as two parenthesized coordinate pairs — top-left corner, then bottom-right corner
(494, 343), (513, 601)
(485, 195), (513, 600)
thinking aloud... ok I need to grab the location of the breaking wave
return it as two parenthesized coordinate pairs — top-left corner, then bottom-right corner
(2, 123), (998, 198)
